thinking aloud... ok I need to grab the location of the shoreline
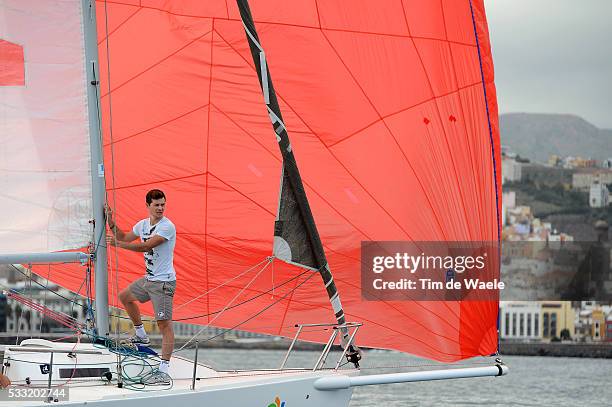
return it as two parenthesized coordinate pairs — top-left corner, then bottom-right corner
(1, 334), (610, 358)
(499, 341), (612, 358)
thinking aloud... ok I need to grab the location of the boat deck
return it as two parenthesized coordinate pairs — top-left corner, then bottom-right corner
(0, 340), (356, 406)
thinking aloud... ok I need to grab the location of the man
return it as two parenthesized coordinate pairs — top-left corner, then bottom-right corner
(106, 189), (176, 385)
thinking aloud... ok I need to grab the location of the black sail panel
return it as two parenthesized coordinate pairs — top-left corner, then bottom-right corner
(273, 165), (318, 270)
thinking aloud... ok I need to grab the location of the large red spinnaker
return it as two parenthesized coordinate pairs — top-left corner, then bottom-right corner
(44, 0), (500, 362)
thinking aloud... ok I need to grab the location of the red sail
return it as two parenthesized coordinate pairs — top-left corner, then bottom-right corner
(0, 39), (25, 86)
(46, 0), (500, 362)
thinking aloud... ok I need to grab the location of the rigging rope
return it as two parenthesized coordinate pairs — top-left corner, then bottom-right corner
(103, 0), (121, 339)
(5, 291), (84, 332)
(174, 257), (271, 312)
(176, 263), (318, 352)
(175, 257), (274, 352)
(173, 265), (311, 321)
(7, 262), (314, 323)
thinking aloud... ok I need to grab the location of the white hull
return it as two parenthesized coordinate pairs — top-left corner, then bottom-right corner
(0, 337), (507, 406)
(59, 372), (354, 407)
(1, 340), (356, 406)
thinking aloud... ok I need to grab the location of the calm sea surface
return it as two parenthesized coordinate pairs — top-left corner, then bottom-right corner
(176, 348), (611, 406)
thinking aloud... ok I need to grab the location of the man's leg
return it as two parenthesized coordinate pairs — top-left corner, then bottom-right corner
(157, 319), (174, 361)
(151, 280), (175, 375)
(118, 288), (143, 326)
(141, 319), (173, 385)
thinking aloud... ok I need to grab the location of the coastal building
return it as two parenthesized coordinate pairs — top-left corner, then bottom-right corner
(540, 301), (575, 341)
(113, 307), (160, 336)
(591, 309), (606, 341)
(606, 313), (612, 342)
(548, 155), (561, 167)
(501, 191), (516, 226)
(589, 182), (610, 208)
(562, 156), (597, 169)
(499, 302), (542, 341)
(576, 307), (607, 342)
(4, 279), (89, 334)
(572, 169), (612, 191)
(502, 158), (522, 183)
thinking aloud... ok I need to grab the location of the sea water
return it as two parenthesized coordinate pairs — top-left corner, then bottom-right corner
(177, 348), (611, 406)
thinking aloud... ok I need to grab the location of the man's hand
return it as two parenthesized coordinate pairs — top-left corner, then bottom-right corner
(0, 373), (11, 388)
(105, 205), (115, 229)
(106, 235), (123, 248)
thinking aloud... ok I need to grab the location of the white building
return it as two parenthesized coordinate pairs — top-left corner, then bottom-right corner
(502, 158), (522, 184)
(500, 301), (542, 341)
(502, 191), (516, 209)
(589, 182), (610, 208)
(501, 191), (516, 226)
(573, 171), (612, 191)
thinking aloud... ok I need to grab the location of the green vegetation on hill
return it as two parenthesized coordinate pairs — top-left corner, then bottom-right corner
(505, 179), (588, 217)
(505, 179), (612, 240)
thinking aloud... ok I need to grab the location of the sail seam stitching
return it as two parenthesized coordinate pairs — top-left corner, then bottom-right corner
(100, 28), (213, 98)
(106, 172), (207, 190)
(219, 24), (417, 243)
(398, 0), (472, 242)
(204, 20), (216, 323)
(98, 2), (478, 47)
(328, 80), (484, 148)
(209, 103), (376, 245)
(103, 103), (210, 146)
(439, 1), (486, 239)
(96, 7), (141, 46)
(319, 28), (446, 242)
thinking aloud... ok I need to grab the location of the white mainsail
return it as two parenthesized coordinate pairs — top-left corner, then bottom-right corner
(0, 0), (92, 254)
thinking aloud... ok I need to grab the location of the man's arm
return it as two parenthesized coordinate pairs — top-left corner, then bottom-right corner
(109, 225), (138, 242)
(108, 235), (167, 252)
(106, 206), (138, 242)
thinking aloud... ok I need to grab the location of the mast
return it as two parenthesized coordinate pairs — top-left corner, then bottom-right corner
(236, 0), (360, 365)
(81, 0), (109, 337)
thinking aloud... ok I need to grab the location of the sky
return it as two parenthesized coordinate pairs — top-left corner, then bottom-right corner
(484, 0), (612, 129)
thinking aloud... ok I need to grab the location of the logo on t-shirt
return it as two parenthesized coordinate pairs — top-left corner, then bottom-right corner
(133, 218), (176, 281)
(143, 225), (157, 276)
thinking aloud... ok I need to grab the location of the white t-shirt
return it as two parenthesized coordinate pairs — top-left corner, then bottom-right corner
(132, 217), (176, 282)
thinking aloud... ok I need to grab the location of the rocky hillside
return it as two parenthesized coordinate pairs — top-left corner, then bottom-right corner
(499, 113), (612, 163)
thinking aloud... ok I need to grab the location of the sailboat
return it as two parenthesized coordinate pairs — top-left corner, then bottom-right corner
(0, 0), (507, 405)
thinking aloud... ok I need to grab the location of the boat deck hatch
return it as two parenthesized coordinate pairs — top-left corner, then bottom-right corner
(59, 367), (110, 378)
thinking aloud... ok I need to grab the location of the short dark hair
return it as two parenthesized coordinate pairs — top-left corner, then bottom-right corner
(146, 189), (166, 205)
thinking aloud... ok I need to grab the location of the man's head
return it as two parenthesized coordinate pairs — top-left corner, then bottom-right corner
(146, 189), (166, 220)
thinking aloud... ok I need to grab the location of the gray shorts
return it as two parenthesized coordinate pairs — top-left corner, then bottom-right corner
(128, 277), (176, 321)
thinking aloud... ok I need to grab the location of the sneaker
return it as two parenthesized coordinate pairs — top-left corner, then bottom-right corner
(142, 370), (171, 386)
(106, 337), (137, 352)
(127, 334), (150, 345)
